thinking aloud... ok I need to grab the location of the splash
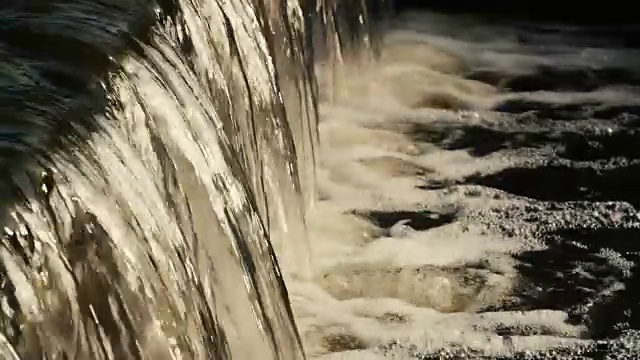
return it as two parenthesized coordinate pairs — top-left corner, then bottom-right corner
(0, 0), (389, 358)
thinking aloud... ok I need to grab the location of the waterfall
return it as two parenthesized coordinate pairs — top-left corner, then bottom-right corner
(0, 0), (390, 359)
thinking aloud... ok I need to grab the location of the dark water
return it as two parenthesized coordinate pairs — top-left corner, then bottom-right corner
(395, 1), (640, 26)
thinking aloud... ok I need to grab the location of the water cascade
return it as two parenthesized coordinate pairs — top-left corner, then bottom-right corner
(0, 0), (389, 359)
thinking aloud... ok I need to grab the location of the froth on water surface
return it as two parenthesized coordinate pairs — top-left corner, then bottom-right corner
(293, 8), (640, 360)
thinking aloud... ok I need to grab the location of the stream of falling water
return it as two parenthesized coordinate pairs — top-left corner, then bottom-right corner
(0, 0), (388, 358)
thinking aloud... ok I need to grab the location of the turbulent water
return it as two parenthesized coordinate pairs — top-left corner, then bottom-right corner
(299, 11), (640, 359)
(3, 1), (640, 360)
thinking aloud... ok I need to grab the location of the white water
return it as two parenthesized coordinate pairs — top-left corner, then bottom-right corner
(3, 2), (640, 359)
(292, 10), (640, 359)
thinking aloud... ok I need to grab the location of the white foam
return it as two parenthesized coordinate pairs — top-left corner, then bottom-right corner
(289, 10), (640, 358)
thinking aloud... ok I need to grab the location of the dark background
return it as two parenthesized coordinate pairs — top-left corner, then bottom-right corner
(393, 1), (640, 26)
(389, 1), (640, 48)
